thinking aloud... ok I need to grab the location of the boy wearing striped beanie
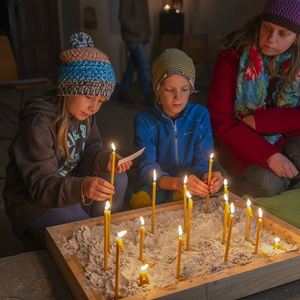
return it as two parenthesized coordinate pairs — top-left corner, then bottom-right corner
(126, 49), (223, 208)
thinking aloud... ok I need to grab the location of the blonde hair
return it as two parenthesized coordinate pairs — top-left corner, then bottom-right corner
(219, 15), (300, 84)
(32, 89), (91, 161)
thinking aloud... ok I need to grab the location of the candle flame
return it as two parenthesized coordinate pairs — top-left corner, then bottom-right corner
(275, 237), (280, 243)
(105, 201), (110, 211)
(117, 230), (127, 238)
(247, 199), (251, 207)
(153, 170), (156, 182)
(184, 175), (187, 185)
(210, 153), (214, 159)
(111, 143), (116, 151)
(258, 207), (263, 218)
(141, 264), (148, 271)
(186, 190), (192, 199)
(176, 9), (179, 13)
(223, 179), (227, 186)
(230, 202), (234, 214)
(140, 216), (144, 226)
(224, 194), (228, 202)
(178, 225), (183, 236)
(164, 4), (170, 10)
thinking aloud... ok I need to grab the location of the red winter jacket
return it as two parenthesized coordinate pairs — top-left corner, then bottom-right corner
(207, 49), (300, 176)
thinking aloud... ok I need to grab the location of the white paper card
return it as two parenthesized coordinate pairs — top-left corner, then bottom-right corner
(117, 147), (145, 166)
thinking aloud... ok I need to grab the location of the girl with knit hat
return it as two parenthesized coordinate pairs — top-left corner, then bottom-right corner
(208, 0), (300, 198)
(3, 32), (132, 249)
(127, 49), (223, 208)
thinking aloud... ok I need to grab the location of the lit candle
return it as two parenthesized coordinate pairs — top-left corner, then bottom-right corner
(224, 203), (235, 262)
(176, 225), (184, 279)
(245, 199), (252, 241)
(109, 143), (116, 210)
(222, 194), (229, 245)
(139, 217), (146, 261)
(223, 179), (229, 196)
(186, 191), (193, 251)
(206, 153), (214, 214)
(151, 170), (156, 234)
(183, 175), (187, 233)
(115, 231), (126, 300)
(274, 237), (280, 251)
(139, 264), (150, 286)
(104, 201), (110, 271)
(164, 4), (170, 12)
(254, 208), (263, 254)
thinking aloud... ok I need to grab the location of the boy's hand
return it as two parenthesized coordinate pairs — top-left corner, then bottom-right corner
(186, 174), (210, 197)
(205, 171), (223, 194)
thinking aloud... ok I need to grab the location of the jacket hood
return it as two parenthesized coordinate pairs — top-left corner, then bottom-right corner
(19, 98), (57, 123)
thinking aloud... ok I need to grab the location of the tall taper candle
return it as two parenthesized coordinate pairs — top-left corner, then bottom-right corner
(206, 153), (214, 213)
(109, 143), (116, 210)
(245, 199), (252, 241)
(176, 226), (184, 279)
(222, 194), (229, 245)
(104, 201), (110, 271)
(151, 170), (156, 234)
(183, 175), (187, 233)
(186, 191), (193, 251)
(254, 208), (263, 254)
(139, 217), (146, 261)
(224, 203), (235, 262)
(115, 231), (126, 300)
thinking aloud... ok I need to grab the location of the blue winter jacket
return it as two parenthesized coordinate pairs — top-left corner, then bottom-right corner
(134, 103), (213, 188)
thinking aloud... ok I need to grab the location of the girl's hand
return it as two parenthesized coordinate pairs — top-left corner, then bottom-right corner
(186, 174), (210, 197)
(266, 153), (298, 178)
(242, 115), (256, 131)
(108, 153), (132, 174)
(82, 177), (114, 201)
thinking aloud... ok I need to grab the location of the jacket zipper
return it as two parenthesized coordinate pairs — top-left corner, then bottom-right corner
(173, 121), (179, 168)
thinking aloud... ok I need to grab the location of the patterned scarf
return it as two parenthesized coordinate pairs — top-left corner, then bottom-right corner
(234, 43), (300, 144)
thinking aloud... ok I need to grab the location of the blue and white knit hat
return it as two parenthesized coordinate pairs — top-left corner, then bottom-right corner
(57, 32), (116, 99)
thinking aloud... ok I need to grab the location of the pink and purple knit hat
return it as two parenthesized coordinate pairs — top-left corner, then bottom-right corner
(261, 0), (300, 33)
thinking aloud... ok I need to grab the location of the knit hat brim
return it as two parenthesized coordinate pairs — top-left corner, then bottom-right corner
(261, 12), (300, 33)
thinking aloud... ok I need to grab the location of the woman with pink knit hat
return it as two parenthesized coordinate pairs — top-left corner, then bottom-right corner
(208, 0), (300, 197)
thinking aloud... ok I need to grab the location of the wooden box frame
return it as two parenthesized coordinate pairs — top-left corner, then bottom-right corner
(46, 193), (300, 300)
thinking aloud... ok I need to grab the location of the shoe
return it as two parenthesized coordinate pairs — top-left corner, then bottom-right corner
(144, 93), (155, 107)
(117, 91), (135, 103)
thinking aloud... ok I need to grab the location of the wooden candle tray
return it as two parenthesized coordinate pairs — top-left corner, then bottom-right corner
(46, 193), (300, 300)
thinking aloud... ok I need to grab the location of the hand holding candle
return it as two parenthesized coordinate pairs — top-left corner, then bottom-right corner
(206, 153), (214, 214)
(245, 199), (252, 241)
(183, 175), (187, 233)
(140, 264), (150, 286)
(176, 225), (184, 279)
(254, 208), (263, 254)
(186, 191), (193, 251)
(152, 170), (156, 234)
(110, 143), (116, 210)
(139, 217), (146, 261)
(224, 203), (235, 262)
(222, 194), (229, 245)
(115, 231), (126, 300)
(104, 201), (110, 271)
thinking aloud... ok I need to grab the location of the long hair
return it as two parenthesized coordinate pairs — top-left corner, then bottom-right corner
(219, 15), (300, 84)
(32, 89), (91, 161)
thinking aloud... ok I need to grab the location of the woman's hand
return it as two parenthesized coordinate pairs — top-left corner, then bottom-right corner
(202, 171), (223, 194)
(108, 153), (132, 174)
(242, 115), (256, 131)
(266, 153), (298, 178)
(82, 177), (114, 201)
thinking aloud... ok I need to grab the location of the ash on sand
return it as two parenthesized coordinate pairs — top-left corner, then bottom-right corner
(64, 194), (297, 299)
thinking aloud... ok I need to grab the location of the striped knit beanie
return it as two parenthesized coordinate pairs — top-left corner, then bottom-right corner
(152, 48), (195, 94)
(261, 0), (300, 34)
(57, 32), (116, 99)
